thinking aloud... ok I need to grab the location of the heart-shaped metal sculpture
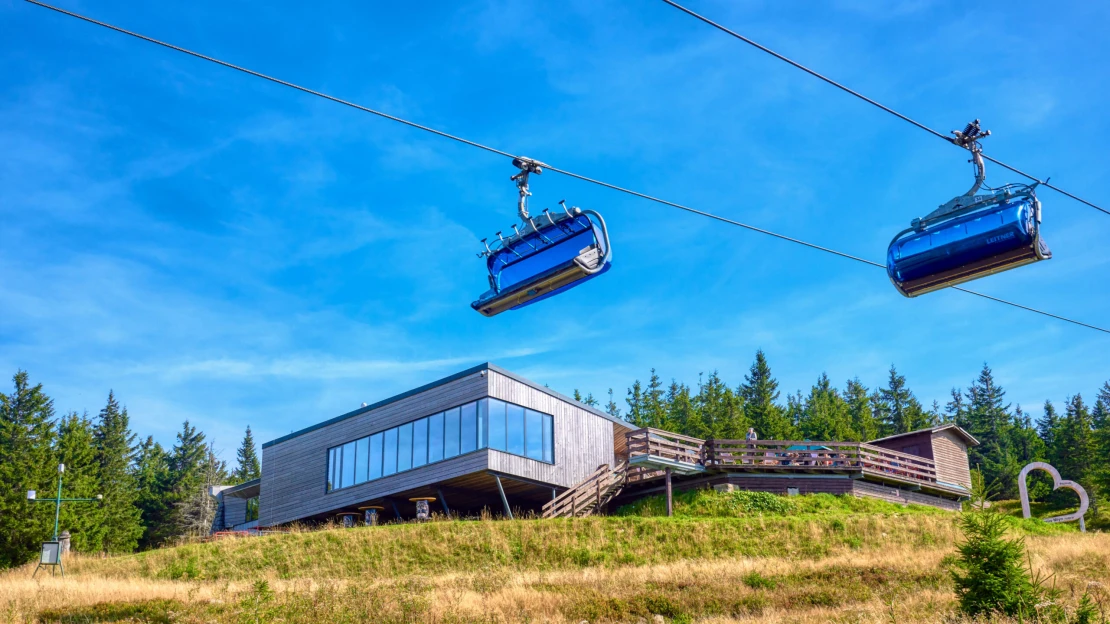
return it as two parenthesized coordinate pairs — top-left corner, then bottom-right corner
(1017, 461), (1089, 532)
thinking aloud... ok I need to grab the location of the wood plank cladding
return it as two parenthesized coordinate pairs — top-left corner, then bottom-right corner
(870, 431), (935, 460)
(618, 473), (961, 511)
(931, 429), (972, 489)
(852, 480), (962, 511)
(487, 370), (628, 489)
(259, 365), (631, 527)
(260, 370), (489, 526)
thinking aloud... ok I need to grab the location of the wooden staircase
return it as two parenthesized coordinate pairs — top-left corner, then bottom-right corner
(542, 461), (627, 519)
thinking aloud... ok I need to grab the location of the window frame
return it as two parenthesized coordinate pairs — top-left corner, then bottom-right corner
(325, 397), (556, 493)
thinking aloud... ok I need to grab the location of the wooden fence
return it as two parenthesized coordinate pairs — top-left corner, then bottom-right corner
(626, 428), (705, 468)
(622, 428), (944, 490)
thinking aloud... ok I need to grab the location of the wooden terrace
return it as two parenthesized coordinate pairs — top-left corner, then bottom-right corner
(624, 428), (968, 498)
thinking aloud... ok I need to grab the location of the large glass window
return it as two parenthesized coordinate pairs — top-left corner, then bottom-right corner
(355, 437), (369, 485)
(369, 432), (383, 480)
(428, 412), (444, 462)
(328, 447), (338, 491)
(397, 422), (413, 472)
(412, 417), (428, 468)
(478, 399), (488, 449)
(245, 497), (259, 523)
(382, 428), (398, 476)
(507, 404), (525, 456)
(326, 397), (554, 492)
(542, 413), (554, 463)
(525, 409), (544, 460)
(341, 441), (356, 489)
(488, 399), (507, 452)
(461, 403), (477, 454)
(444, 407), (461, 458)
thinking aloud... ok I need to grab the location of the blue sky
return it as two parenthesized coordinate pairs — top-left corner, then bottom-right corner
(3, 0), (1107, 459)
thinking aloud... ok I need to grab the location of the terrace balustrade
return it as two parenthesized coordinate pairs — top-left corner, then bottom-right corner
(623, 428), (963, 496)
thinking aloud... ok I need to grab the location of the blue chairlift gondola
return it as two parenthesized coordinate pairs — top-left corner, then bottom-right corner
(471, 158), (613, 317)
(887, 120), (1050, 297)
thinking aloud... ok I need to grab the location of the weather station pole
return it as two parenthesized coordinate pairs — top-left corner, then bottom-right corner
(27, 463), (103, 577)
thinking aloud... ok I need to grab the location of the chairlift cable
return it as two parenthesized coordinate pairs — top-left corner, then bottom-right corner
(22, 0), (1110, 335)
(660, 0), (1110, 218)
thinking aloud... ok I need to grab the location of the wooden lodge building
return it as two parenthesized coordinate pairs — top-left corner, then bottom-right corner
(210, 363), (978, 531)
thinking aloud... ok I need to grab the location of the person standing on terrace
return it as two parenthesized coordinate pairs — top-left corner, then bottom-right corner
(745, 428), (758, 465)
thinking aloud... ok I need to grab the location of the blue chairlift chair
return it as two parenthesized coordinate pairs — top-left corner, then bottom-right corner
(887, 120), (1050, 297)
(472, 158), (613, 317)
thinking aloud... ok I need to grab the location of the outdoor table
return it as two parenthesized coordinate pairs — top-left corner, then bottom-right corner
(336, 512), (361, 528)
(409, 497), (437, 522)
(358, 506), (384, 526)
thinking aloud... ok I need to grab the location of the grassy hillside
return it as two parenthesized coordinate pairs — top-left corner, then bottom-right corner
(69, 511), (961, 581)
(2, 493), (1106, 624)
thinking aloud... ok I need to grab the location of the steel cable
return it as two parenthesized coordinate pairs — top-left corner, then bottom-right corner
(660, 0), (1110, 217)
(22, 0), (1110, 335)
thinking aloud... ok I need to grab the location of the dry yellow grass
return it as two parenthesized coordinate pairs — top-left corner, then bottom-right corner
(2, 523), (1106, 623)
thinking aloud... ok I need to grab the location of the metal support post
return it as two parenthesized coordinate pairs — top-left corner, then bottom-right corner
(494, 474), (513, 520)
(665, 467), (673, 517)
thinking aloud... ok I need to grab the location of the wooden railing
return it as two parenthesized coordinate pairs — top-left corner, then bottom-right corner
(626, 428), (705, 468)
(542, 461), (627, 519)
(622, 428), (950, 491)
(706, 439), (938, 485)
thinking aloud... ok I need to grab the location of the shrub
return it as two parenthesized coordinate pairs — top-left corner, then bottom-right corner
(950, 470), (1047, 620)
(950, 508), (1040, 618)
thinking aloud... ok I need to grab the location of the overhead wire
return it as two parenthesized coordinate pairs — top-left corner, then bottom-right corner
(21, 0), (1109, 335)
(660, 0), (1110, 218)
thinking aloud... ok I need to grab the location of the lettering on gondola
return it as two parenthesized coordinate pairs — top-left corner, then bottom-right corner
(986, 232), (1015, 244)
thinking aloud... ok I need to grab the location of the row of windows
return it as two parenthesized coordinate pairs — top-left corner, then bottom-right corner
(326, 398), (554, 492)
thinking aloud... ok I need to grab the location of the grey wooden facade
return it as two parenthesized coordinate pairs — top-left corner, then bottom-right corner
(210, 479), (260, 532)
(259, 363), (632, 527)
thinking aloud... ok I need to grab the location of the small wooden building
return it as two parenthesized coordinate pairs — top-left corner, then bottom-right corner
(867, 424), (978, 491)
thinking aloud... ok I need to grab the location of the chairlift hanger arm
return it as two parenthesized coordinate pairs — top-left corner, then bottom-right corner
(915, 120), (1033, 230)
(511, 157), (546, 221)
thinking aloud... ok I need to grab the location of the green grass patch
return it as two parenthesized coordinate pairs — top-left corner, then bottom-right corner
(70, 513), (962, 582)
(614, 489), (948, 519)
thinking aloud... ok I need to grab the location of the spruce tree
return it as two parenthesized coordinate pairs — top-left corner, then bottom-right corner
(1037, 400), (1062, 467)
(697, 371), (746, 439)
(1092, 382), (1110, 506)
(55, 412), (105, 553)
(1056, 395), (1095, 507)
(572, 390), (598, 407)
(175, 442), (228, 537)
(875, 366), (928, 435)
(947, 388), (967, 429)
(605, 388), (622, 419)
(625, 380), (647, 428)
(964, 365), (1021, 497)
(133, 436), (172, 549)
(234, 426), (261, 483)
(0, 371), (57, 567)
(644, 370), (668, 429)
(951, 473), (1041, 618)
(93, 391), (143, 553)
(167, 420), (210, 538)
(844, 378), (878, 442)
(739, 350), (794, 439)
(799, 374), (854, 441)
(670, 384), (709, 439)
